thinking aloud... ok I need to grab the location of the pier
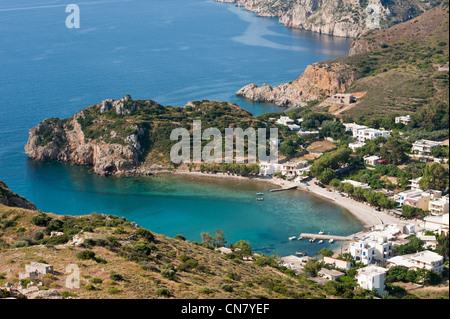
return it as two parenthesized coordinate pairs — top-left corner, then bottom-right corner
(270, 186), (297, 192)
(299, 233), (354, 242)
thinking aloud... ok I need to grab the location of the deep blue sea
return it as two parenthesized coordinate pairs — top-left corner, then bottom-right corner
(0, 0), (360, 256)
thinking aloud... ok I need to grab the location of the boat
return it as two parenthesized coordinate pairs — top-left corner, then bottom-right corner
(310, 238), (316, 243)
(256, 197), (264, 201)
(256, 192), (264, 196)
(329, 239), (334, 243)
(318, 240), (323, 244)
(295, 251), (306, 256)
(318, 230), (325, 235)
(297, 236), (303, 240)
(289, 236), (296, 241)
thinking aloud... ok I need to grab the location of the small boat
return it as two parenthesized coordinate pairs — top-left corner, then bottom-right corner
(310, 238), (316, 243)
(296, 251), (306, 256)
(318, 230), (325, 235)
(297, 236), (303, 240)
(289, 236), (296, 241)
(318, 240), (323, 244)
(256, 192), (264, 196)
(256, 197), (264, 201)
(329, 239), (334, 243)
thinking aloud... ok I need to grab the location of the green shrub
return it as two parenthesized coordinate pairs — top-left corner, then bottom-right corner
(155, 287), (170, 297)
(221, 284), (234, 292)
(76, 250), (96, 260)
(110, 273), (124, 281)
(91, 278), (103, 284)
(31, 214), (50, 227)
(84, 284), (96, 291)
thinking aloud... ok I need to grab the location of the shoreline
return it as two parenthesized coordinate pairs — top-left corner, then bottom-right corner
(150, 169), (411, 228)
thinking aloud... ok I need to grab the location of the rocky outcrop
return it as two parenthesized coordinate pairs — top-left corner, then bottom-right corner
(214, 0), (438, 38)
(236, 62), (358, 106)
(0, 180), (36, 210)
(25, 97), (144, 177)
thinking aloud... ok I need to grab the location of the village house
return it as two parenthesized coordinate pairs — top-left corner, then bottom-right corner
(395, 115), (411, 125)
(349, 232), (393, 265)
(19, 262), (54, 280)
(356, 265), (389, 296)
(318, 268), (345, 281)
(428, 195), (449, 215)
(357, 128), (391, 143)
(276, 116), (301, 131)
(323, 256), (353, 270)
(411, 139), (443, 155)
(423, 213), (449, 235)
(349, 141), (366, 151)
(327, 93), (355, 105)
(343, 123), (368, 138)
(393, 189), (432, 211)
(409, 177), (422, 190)
(364, 155), (383, 166)
(386, 250), (444, 273)
(281, 255), (310, 274)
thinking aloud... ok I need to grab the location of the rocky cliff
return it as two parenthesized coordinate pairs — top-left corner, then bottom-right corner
(0, 180), (36, 210)
(236, 62), (357, 107)
(215, 0), (440, 38)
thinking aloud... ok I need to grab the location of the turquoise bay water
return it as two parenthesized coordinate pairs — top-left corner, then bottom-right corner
(0, 0), (359, 256)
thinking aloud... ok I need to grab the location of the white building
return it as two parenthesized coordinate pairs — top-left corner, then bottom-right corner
(429, 195), (449, 215)
(393, 189), (432, 210)
(364, 155), (382, 166)
(342, 179), (371, 190)
(328, 93), (355, 105)
(423, 213), (449, 235)
(318, 268), (345, 281)
(349, 233), (393, 265)
(386, 250), (444, 273)
(276, 116), (301, 131)
(280, 255), (310, 274)
(357, 128), (391, 143)
(412, 140), (443, 155)
(409, 177), (422, 190)
(323, 256), (353, 270)
(395, 115), (411, 125)
(356, 265), (389, 295)
(343, 123), (368, 138)
(349, 141), (366, 151)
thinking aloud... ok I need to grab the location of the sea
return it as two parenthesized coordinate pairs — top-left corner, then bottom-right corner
(0, 0), (361, 256)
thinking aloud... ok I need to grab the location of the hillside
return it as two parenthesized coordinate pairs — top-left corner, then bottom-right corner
(236, 3), (449, 119)
(215, 0), (441, 37)
(25, 98), (271, 176)
(0, 185), (327, 300)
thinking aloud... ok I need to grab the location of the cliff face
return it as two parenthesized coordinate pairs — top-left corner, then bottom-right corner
(215, 0), (439, 38)
(237, 62), (358, 107)
(0, 180), (36, 210)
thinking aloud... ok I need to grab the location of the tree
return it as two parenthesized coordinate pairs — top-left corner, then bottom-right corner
(232, 240), (253, 259)
(201, 232), (212, 246)
(379, 136), (410, 165)
(435, 233), (449, 260)
(279, 139), (297, 157)
(419, 163), (449, 191)
(213, 229), (227, 248)
(316, 248), (334, 258)
(319, 168), (336, 184)
(320, 121), (347, 140)
(303, 258), (323, 277)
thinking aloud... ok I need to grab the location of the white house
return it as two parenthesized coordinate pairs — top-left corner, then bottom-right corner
(343, 123), (368, 138)
(395, 115), (411, 125)
(356, 265), (389, 295)
(349, 233), (393, 265)
(327, 93), (355, 105)
(349, 141), (366, 151)
(412, 140), (443, 155)
(393, 189), (431, 210)
(409, 177), (422, 190)
(423, 213), (449, 235)
(364, 155), (382, 166)
(429, 195), (449, 215)
(386, 250), (444, 273)
(357, 128), (391, 143)
(276, 116), (301, 131)
(280, 255), (310, 274)
(323, 256), (353, 270)
(318, 268), (345, 281)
